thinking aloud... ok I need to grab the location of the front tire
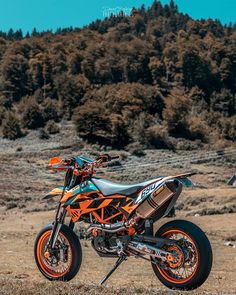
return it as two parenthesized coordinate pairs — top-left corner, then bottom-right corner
(34, 224), (82, 281)
(152, 220), (212, 290)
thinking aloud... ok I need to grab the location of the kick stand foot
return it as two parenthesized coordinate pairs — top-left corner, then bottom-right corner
(99, 255), (126, 285)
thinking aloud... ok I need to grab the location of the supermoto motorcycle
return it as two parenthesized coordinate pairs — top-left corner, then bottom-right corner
(34, 154), (212, 290)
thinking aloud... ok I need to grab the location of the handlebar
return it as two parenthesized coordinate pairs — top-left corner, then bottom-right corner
(62, 154), (119, 171)
(95, 154), (119, 164)
(63, 157), (76, 166)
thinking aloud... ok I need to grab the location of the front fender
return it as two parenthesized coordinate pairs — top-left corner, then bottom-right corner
(42, 186), (64, 200)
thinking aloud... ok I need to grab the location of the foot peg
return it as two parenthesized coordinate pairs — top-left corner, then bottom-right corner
(99, 255), (126, 285)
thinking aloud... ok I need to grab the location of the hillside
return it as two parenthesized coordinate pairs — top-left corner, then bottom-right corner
(0, 0), (235, 150)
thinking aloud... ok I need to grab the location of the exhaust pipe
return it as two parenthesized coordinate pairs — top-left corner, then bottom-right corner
(87, 221), (126, 233)
(127, 241), (170, 261)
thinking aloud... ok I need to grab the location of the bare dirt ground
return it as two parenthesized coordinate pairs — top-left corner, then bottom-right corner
(0, 126), (235, 295)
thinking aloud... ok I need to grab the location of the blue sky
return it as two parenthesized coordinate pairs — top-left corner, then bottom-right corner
(0, 0), (235, 34)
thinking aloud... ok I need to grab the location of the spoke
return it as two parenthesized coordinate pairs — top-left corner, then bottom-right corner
(41, 234), (71, 275)
(180, 267), (185, 278)
(184, 267), (188, 278)
(162, 230), (198, 281)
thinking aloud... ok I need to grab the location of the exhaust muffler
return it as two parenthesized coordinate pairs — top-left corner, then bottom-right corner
(136, 180), (179, 219)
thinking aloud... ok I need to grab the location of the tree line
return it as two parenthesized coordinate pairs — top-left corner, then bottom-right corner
(0, 0), (235, 150)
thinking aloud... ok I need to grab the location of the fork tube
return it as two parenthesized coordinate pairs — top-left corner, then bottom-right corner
(51, 209), (67, 248)
(49, 169), (72, 248)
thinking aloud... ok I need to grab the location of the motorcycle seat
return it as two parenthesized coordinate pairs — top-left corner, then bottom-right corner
(91, 177), (162, 197)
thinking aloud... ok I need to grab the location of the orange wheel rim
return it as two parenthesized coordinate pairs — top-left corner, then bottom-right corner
(36, 230), (72, 278)
(157, 229), (199, 284)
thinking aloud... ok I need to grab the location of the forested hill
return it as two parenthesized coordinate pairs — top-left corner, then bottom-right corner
(0, 0), (235, 150)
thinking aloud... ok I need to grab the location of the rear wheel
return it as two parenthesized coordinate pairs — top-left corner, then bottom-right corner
(34, 224), (82, 281)
(152, 220), (212, 290)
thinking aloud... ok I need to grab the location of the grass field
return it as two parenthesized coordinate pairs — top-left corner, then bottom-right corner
(0, 132), (235, 295)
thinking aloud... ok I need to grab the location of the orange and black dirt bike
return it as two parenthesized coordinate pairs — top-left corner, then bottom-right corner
(34, 154), (212, 290)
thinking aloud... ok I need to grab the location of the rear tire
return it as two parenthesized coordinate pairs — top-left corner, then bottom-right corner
(152, 220), (212, 290)
(34, 224), (82, 281)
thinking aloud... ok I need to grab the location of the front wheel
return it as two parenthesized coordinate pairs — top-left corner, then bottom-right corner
(34, 224), (82, 281)
(152, 220), (212, 290)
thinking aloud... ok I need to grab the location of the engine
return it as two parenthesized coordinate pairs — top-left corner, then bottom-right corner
(92, 232), (130, 257)
(89, 179), (182, 257)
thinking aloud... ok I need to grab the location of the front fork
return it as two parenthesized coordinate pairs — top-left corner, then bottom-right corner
(48, 168), (74, 249)
(48, 205), (67, 249)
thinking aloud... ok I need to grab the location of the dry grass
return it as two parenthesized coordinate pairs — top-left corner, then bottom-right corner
(0, 132), (236, 294)
(0, 277), (215, 295)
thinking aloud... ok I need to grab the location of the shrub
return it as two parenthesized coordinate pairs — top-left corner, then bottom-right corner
(73, 100), (111, 143)
(38, 128), (50, 139)
(42, 98), (60, 122)
(55, 75), (86, 119)
(127, 142), (145, 157)
(210, 89), (235, 116)
(2, 112), (23, 140)
(22, 97), (45, 129)
(220, 116), (236, 141)
(186, 115), (209, 142)
(0, 106), (6, 125)
(6, 201), (17, 210)
(145, 124), (173, 149)
(110, 114), (130, 148)
(132, 113), (155, 145)
(44, 120), (60, 134)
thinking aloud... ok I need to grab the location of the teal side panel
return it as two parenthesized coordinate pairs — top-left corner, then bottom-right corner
(69, 181), (98, 196)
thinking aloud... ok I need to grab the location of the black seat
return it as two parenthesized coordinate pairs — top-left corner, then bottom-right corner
(91, 177), (161, 197)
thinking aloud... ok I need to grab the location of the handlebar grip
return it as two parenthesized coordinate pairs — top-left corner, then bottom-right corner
(63, 157), (75, 165)
(110, 156), (119, 160)
(96, 154), (119, 163)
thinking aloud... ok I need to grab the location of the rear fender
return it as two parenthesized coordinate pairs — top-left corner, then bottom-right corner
(178, 177), (195, 187)
(163, 176), (195, 216)
(163, 181), (182, 217)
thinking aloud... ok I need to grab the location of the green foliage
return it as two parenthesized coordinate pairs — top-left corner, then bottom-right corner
(21, 97), (45, 129)
(73, 100), (111, 140)
(42, 98), (60, 122)
(0, 1), (235, 148)
(110, 114), (130, 148)
(210, 89), (235, 116)
(55, 75), (86, 118)
(1, 54), (29, 101)
(182, 51), (214, 94)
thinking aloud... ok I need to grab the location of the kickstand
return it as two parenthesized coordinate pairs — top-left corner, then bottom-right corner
(99, 255), (126, 285)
